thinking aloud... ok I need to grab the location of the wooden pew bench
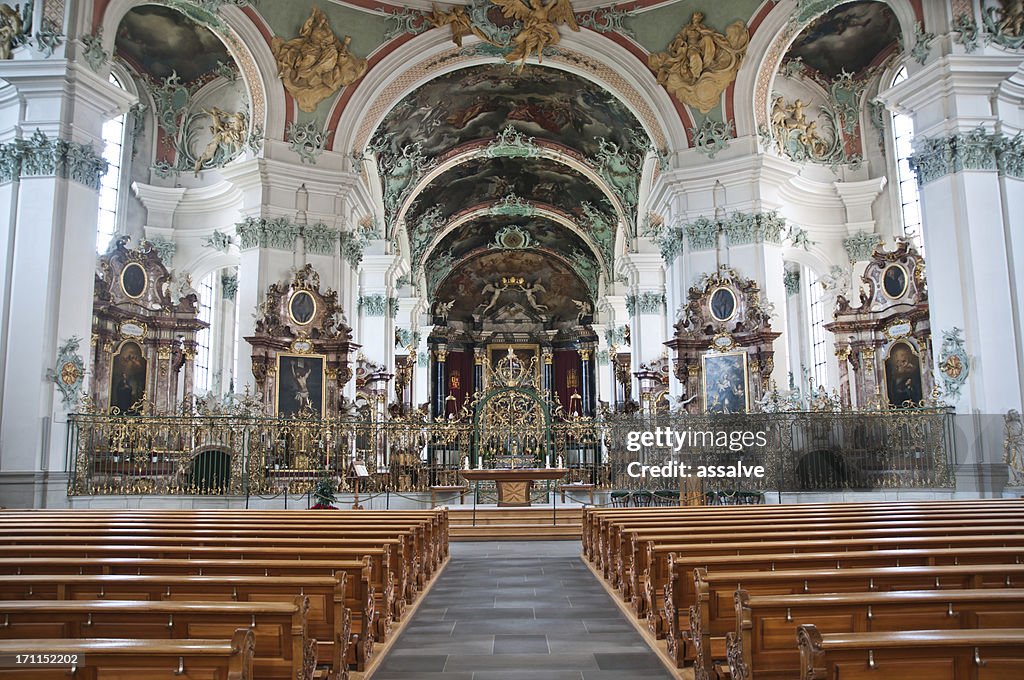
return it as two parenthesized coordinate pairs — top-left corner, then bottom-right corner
(617, 519), (1024, 603)
(651, 532), (1024, 659)
(690, 563), (1024, 679)
(729, 588), (1024, 680)
(598, 507), (1024, 577)
(0, 598), (315, 680)
(0, 543), (396, 642)
(1, 533), (415, 612)
(652, 543), (1024, 646)
(582, 500), (1024, 562)
(797, 625), (1024, 680)
(0, 628), (254, 679)
(0, 573), (360, 674)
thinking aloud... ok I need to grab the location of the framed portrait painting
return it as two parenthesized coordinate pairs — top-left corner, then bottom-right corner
(109, 340), (147, 414)
(884, 341), (923, 408)
(276, 354), (326, 417)
(702, 351), (749, 414)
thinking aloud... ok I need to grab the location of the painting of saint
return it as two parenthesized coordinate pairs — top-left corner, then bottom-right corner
(277, 355), (325, 417)
(702, 351), (748, 414)
(121, 263), (147, 298)
(289, 291), (316, 325)
(110, 341), (147, 414)
(882, 264), (908, 299)
(710, 287), (736, 321)
(885, 342), (923, 408)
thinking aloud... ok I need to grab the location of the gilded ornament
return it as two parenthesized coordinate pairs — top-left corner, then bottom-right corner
(193, 108), (248, 176)
(649, 12), (749, 114)
(491, 0), (579, 66)
(271, 7), (367, 112)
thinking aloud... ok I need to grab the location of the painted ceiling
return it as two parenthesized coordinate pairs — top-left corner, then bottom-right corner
(115, 5), (234, 83)
(405, 156), (616, 230)
(425, 215), (601, 297)
(433, 250), (592, 323)
(373, 64), (648, 161)
(786, 1), (900, 78)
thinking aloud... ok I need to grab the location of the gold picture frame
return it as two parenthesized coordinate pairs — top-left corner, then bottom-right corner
(486, 343), (540, 390)
(701, 350), (749, 413)
(709, 286), (737, 322)
(288, 290), (317, 326)
(121, 262), (148, 299)
(275, 353), (327, 417)
(881, 263), (909, 300)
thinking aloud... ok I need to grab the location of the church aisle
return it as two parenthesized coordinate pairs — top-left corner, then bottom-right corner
(371, 541), (674, 680)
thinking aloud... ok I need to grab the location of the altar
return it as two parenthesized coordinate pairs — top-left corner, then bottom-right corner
(459, 468), (569, 507)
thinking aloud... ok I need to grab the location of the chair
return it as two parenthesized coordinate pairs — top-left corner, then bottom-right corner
(654, 489), (678, 506)
(610, 490), (631, 507)
(632, 490), (654, 507)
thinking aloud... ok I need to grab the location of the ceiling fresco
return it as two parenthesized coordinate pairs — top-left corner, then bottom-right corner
(433, 250), (592, 323)
(424, 215), (602, 297)
(786, 1), (900, 78)
(405, 155), (615, 228)
(372, 64), (648, 161)
(115, 5), (234, 83)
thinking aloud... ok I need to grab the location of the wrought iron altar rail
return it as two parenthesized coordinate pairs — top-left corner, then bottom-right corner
(65, 408), (955, 497)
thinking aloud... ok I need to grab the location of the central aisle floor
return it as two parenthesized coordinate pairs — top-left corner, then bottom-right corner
(372, 541), (675, 680)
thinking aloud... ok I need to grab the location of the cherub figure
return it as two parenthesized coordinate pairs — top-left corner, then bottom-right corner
(435, 298), (456, 323)
(193, 108), (247, 176)
(521, 280), (548, 312)
(572, 299), (591, 324)
(492, 0), (579, 67)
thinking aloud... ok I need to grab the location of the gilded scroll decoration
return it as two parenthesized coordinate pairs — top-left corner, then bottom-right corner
(271, 7), (367, 112)
(649, 12), (749, 114)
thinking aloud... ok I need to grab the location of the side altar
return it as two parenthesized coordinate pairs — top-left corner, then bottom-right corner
(459, 468), (569, 507)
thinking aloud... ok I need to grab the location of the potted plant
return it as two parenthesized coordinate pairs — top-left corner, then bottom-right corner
(311, 474), (338, 509)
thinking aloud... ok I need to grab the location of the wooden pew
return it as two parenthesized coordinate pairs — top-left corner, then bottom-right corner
(0, 627), (255, 679)
(797, 625), (1024, 679)
(618, 517), (1024, 600)
(730, 588), (1024, 680)
(690, 564), (1024, 680)
(0, 573), (360, 674)
(0, 597), (314, 680)
(0, 543), (396, 640)
(653, 539), (1024, 643)
(582, 500), (1024, 561)
(598, 503), (1024, 573)
(644, 544), (1024, 641)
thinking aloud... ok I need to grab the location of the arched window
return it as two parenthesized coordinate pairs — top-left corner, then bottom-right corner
(194, 272), (215, 394)
(96, 74), (128, 253)
(891, 66), (923, 253)
(806, 267), (829, 389)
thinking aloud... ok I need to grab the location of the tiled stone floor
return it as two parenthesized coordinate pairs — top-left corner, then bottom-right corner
(371, 541), (674, 680)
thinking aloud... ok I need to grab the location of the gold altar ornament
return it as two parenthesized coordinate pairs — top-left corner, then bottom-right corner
(649, 12), (749, 114)
(271, 7), (368, 112)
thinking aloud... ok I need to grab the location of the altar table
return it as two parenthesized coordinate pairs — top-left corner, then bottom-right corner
(459, 468), (569, 507)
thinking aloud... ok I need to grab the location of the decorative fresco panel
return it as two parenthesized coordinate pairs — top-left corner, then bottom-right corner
(787, 2), (900, 78)
(373, 63), (647, 160)
(115, 5), (234, 83)
(406, 155), (615, 227)
(433, 250), (591, 323)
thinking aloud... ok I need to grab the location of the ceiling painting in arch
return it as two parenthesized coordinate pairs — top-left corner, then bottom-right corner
(424, 215), (602, 298)
(433, 250), (593, 324)
(786, 1), (901, 78)
(372, 63), (649, 161)
(405, 155), (617, 269)
(115, 4), (234, 83)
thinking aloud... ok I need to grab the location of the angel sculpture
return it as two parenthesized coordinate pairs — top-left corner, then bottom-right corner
(492, 0), (579, 67)
(521, 281), (549, 312)
(478, 281), (506, 315)
(193, 108), (247, 176)
(435, 298), (456, 323)
(429, 3), (482, 47)
(0, 4), (22, 60)
(572, 299), (591, 324)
